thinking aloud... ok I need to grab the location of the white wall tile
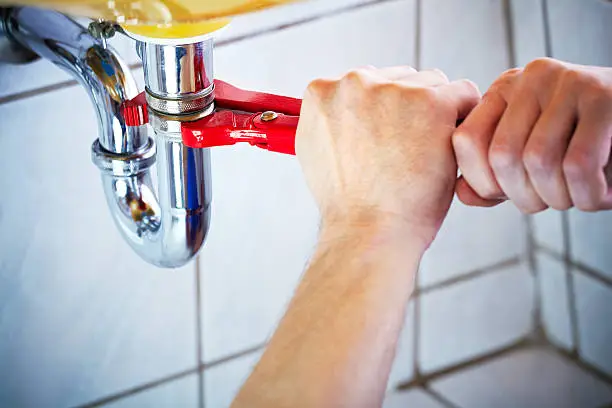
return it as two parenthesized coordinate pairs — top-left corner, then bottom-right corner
(574, 271), (612, 376)
(420, 202), (525, 287)
(387, 301), (415, 391)
(105, 375), (199, 408)
(383, 388), (444, 408)
(536, 252), (573, 350)
(204, 351), (262, 408)
(510, 0), (547, 66)
(0, 22), (139, 99)
(568, 210), (612, 280)
(431, 348), (612, 408)
(201, 0), (417, 362)
(421, 0), (511, 89)
(1, 1), (370, 98)
(217, 0), (371, 43)
(420, 264), (533, 373)
(532, 210), (564, 254)
(547, 0), (612, 66)
(0, 81), (198, 407)
(419, 0), (524, 286)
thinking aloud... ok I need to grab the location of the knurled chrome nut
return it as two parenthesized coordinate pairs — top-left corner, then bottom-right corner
(91, 138), (157, 176)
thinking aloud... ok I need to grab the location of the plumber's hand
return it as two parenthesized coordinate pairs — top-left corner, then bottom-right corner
(296, 67), (480, 248)
(453, 58), (612, 213)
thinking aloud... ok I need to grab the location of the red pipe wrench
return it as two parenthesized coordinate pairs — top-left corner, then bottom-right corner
(122, 80), (301, 155)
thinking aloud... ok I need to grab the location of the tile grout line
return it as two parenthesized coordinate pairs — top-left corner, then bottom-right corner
(525, 215), (545, 335)
(541, 0), (554, 59)
(411, 0), (423, 382)
(194, 257), (205, 408)
(562, 212), (581, 355)
(536, 245), (612, 289)
(548, 343), (612, 387)
(75, 344), (267, 408)
(541, 0), (581, 358)
(422, 385), (461, 408)
(75, 367), (201, 408)
(202, 343), (267, 370)
(0, 0), (399, 106)
(215, 0), (402, 49)
(419, 257), (521, 295)
(502, 0), (517, 69)
(397, 336), (536, 390)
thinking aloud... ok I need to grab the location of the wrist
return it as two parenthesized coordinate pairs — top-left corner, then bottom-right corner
(319, 208), (432, 256)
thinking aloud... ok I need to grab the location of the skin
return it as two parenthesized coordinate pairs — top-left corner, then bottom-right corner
(232, 66), (480, 408)
(453, 58), (612, 212)
(232, 59), (612, 407)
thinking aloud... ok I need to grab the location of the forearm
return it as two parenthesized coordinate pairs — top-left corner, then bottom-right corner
(232, 219), (424, 408)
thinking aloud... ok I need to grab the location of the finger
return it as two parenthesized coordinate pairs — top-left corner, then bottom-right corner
(456, 176), (505, 207)
(374, 65), (418, 81)
(490, 86), (548, 213)
(523, 89), (577, 210)
(441, 79), (482, 119)
(564, 107), (612, 211)
(452, 91), (506, 200)
(400, 69), (450, 87)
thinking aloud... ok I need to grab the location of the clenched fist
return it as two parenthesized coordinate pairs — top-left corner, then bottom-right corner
(296, 66), (480, 249)
(453, 58), (612, 213)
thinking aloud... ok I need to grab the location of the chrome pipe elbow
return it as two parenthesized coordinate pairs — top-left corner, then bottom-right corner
(3, 7), (212, 268)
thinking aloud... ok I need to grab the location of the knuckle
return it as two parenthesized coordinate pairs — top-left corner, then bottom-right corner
(581, 79), (612, 107)
(550, 201), (572, 212)
(343, 68), (369, 84)
(563, 151), (591, 180)
(523, 147), (555, 174)
(460, 79), (481, 96)
(489, 144), (520, 171)
(489, 68), (522, 95)
(559, 68), (584, 91)
(522, 203), (549, 215)
(431, 68), (450, 82)
(500, 67), (523, 79)
(452, 129), (476, 151)
(407, 86), (439, 106)
(306, 78), (335, 99)
(525, 57), (563, 77)
(575, 200), (599, 212)
(476, 184), (504, 201)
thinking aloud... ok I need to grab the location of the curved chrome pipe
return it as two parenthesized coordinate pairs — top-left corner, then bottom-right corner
(3, 7), (211, 268)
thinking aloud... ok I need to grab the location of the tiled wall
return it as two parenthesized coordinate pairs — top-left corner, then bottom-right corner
(0, 0), (611, 407)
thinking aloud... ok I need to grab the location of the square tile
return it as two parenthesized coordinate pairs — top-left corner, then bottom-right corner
(421, 0), (511, 89)
(0, 19), (140, 100)
(431, 347), (612, 408)
(0, 1), (375, 100)
(420, 201), (525, 287)
(0, 82), (198, 407)
(217, 0), (371, 43)
(510, 0), (548, 66)
(202, 0), (418, 362)
(568, 210), (612, 280)
(547, 0), (612, 66)
(533, 210), (565, 255)
(204, 351), (262, 408)
(104, 375), (199, 408)
(383, 388), (445, 408)
(536, 252), (574, 350)
(574, 271), (612, 376)
(420, 263), (533, 373)
(387, 301), (415, 391)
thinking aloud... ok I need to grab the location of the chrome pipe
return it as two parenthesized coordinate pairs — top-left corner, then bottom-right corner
(2, 7), (212, 268)
(139, 40), (215, 116)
